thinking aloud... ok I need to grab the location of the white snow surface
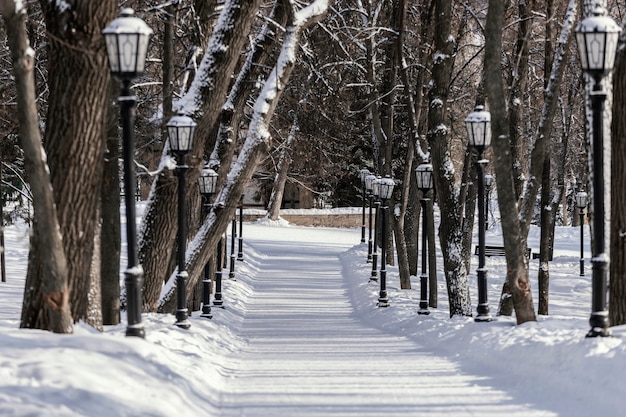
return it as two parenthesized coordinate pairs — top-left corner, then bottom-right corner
(1, 205), (626, 416)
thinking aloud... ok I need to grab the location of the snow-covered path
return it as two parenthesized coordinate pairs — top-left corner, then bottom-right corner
(217, 225), (552, 416)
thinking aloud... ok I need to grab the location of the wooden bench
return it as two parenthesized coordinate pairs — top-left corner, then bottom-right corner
(531, 251), (553, 261)
(474, 245), (531, 258)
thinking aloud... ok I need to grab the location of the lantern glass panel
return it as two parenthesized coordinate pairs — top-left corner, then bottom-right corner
(198, 169), (218, 195)
(576, 191), (588, 209)
(102, 9), (153, 79)
(575, 13), (621, 75)
(379, 177), (395, 200)
(415, 164), (433, 191)
(465, 106), (492, 149)
(167, 114), (196, 153)
(365, 174), (376, 193)
(372, 178), (380, 197)
(360, 168), (371, 183)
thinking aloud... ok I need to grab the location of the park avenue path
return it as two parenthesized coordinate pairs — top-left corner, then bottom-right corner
(216, 224), (551, 416)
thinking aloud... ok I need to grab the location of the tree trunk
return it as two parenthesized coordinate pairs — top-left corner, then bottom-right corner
(158, 0), (331, 312)
(508, 0), (534, 200)
(267, 118), (297, 220)
(427, 197), (437, 308)
(101, 83), (121, 326)
(427, 0), (472, 317)
(609, 42), (626, 326)
(538, 156), (551, 315)
(140, 0), (263, 312)
(32, 1), (116, 326)
(485, 0), (536, 324)
(0, 1), (72, 333)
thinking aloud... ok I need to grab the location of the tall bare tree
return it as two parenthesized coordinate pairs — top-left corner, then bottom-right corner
(0, 1), (72, 333)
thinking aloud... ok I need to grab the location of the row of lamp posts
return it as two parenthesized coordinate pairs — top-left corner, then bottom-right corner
(367, 4), (619, 334)
(103, 9), (245, 336)
(106, 5), (616, 336)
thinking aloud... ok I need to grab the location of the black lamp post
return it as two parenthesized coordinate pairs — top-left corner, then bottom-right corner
(575, 6), (620, 337)
(576, 191), (588, 277)
(415, 163), (433, 315)
(167, 114), (196, 329)
(370, 177), (381, 282)
(484, 174), (494, 230)
(359, 168), (370, 243)
(229, 215), (237, 279)
(365, 173), (376, 262)
(377, 176), (395, 308)
(466, 105), (493, 322)
(237, 196), (244, 261)
(103, 8), (152, 338)
(198, 167), (218, 319)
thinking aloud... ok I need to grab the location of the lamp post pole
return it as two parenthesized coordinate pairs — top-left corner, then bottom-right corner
(237, 196), (244, 261)
(229, 216), (236, 279)
(377, 176), (395, 308)
(415, 163), (433, 315)
(484, 174), (494, 230)
(365, 173), (376, 262)
(466, 105), (493, 322)
(198, 168), (218, 319)
(575, 7), (620, 337)
(214, 238), (224, 308)
(475, 157), (492, 322)
(120, 83), (144, 336)
(576, 191), (588, 277)
(359, 168), (370, 243)
(370, 177), (380, 282)
(102, 9), (153, 338)
(167, 114), (196, 329)
(174, 156), (190, 328)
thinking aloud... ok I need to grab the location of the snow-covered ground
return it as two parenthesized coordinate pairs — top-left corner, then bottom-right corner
(1, 206), (625, 416)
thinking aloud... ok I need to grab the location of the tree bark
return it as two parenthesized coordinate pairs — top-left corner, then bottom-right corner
(31, 1), (116, 327)
(0, 1), (72, 333)
(609, 40), (626, 326)
(267, 118), (297, 220)
(100, 83), (121, 326)
(158, 0), (331, 312)
(140, 0), (263, 312)
(485, 0), (536, 324)
(426, 0), (472, 317)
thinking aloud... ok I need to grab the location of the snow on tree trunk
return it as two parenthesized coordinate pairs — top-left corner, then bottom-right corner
(139, 0), (263, 312)
(427, 0), (472, 317)
(158, 0), (332, 312)
(0, 1), (72, 333)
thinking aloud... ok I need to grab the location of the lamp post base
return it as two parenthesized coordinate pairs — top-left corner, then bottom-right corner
(586, 327), (611, 338)
(377, 297), (389, 308)
(125, 324), (145, 338)
(200, 301), (212, 319)
(475, 303), (493, 322)
(474, 314), (493, 323)
(174, 317), (191, 329)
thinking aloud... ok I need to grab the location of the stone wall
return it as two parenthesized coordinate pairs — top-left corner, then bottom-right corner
(243, 209), (363, 228)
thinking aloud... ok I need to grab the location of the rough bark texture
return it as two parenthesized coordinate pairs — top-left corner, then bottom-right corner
(101, 86), (121, 326)
(609, 44), (626, 326)
(485, 0), (536, 324)
(0, 1), (73, 333)
(30, 1), (116, 327)
(158, 1), (331, 312)
(427, 0), (471, 317)
(508, 0), (534, 200)
(267, 118), (296, 220)
(140, 0), (264, 312)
